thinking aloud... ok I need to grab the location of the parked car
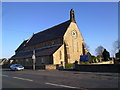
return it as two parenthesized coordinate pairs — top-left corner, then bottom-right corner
(10, 64), (24, 71)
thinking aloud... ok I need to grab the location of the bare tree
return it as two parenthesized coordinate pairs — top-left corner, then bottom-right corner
(84, 43), (90, 51)
(95, 46), (104, 56)
(112, 40), (120, 57)
(113, 40), (120, 52)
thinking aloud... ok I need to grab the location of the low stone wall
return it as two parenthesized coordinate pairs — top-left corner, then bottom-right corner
(91, 60), (114, 64)
(45, 65), (57, 70)
(76, 64), (120, 72)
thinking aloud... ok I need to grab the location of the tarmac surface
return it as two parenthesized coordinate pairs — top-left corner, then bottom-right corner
(1, 69), (119, 89)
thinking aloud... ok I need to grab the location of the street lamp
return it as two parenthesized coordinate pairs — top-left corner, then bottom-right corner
(32, 49), (36, 70)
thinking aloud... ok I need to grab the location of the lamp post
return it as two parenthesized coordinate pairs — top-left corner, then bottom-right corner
(32, 49), (36, 70)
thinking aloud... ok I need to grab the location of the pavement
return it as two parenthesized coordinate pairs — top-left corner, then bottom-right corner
(1, 69), (119, 89)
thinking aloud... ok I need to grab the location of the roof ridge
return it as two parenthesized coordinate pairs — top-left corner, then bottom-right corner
(26, 34), (34, 44)
(23, 19), (71, 46)
(34, 20), (70, 35)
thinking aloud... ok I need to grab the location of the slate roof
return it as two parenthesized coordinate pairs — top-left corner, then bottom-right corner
(12, 20), (71, 59)
(11, 45), (61, 59)
(25, 20), (71, 46)
(15, 40), (28, 52)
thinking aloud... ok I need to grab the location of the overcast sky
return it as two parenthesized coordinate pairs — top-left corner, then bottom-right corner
(2, 2), (118, 59)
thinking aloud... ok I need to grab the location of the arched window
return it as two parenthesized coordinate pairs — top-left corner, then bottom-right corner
(72, 39), (74, 52)
(60, 51), (62, 59)
(77, 42), (78, 52)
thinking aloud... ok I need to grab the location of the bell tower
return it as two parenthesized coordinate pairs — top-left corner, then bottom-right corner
(70, 9), (76, 23)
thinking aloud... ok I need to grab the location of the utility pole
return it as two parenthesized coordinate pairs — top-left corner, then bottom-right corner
(32, 49), (36, 70)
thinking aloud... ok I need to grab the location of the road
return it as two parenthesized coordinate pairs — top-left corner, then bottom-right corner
(1, 69), (119, 89)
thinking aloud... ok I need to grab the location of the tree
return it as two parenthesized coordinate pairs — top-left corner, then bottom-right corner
(95, 46), (104, 56)
(91, 55), (98, 63)
(84, 43), (90, 51)
(112, 40), (120, 57)
(115, 50), (120, 60)
(102, 49), (110, 61)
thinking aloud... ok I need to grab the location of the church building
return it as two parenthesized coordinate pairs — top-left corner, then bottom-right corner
(11, 9), (88, 67)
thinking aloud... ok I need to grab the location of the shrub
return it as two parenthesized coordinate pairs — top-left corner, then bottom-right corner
(80, 62), (90, 64)
(65, 64), (74, 69)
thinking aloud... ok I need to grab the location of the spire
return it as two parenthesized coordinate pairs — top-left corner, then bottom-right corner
(70, 9), (76, 23)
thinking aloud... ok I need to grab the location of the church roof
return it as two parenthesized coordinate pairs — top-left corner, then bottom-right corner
(15, 40), (28, 52)
(14, 20), (71, 52)
(11, 45), (61, 59)
(25, 20), (71, 47)
(12, 9), (77, 59)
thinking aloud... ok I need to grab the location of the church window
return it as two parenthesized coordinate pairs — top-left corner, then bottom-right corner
(77, 42), (78, 52)
(60, 51), (62, 59)
(72, 39), (74, 52)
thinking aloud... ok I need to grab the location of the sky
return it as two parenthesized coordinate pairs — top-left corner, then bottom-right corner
(2, 2), (118, 59)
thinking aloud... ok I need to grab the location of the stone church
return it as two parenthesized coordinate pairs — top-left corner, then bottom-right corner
(11, 9), (88, 67)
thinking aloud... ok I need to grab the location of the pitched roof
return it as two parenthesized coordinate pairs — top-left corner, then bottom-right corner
(25, 20), (71, 46)
(15, 40), (28, 52)
(35, 45), (61, 57)
(11, 45), (61, 59)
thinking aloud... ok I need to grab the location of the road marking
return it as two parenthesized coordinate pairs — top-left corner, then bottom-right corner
(45, 82), (79, 89)
(2, 75), (9, 77)
(13, 77), (33, 82)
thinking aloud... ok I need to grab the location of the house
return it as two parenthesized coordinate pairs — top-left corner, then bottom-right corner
(0, 58), (8, 65)
(10, 9), (88, 67)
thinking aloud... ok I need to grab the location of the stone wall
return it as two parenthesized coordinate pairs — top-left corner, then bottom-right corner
(53, 45), (65, 65)
(45, 64), (57, 70)
(63, 22), (85, 64)
(75, 64), (120, 72)
(91, 60), (114, 64)
(45, 64), (63, 70)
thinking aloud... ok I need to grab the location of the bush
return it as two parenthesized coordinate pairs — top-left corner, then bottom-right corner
(80, 62), (90, 64)
(65, 64), (74, 69)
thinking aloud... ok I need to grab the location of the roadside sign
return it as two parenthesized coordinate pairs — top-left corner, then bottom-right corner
(32, 49), (36, 70)
(32, 54), (36, 60)
(80, 55), (89, 62)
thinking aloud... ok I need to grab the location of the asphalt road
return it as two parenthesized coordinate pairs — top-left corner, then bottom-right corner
(1, 69), (119, 89)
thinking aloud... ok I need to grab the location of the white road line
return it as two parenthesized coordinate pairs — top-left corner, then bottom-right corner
(13, 77), (33, 82)
(45, 82), (79, 89)
(2, 75), (9, 77)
